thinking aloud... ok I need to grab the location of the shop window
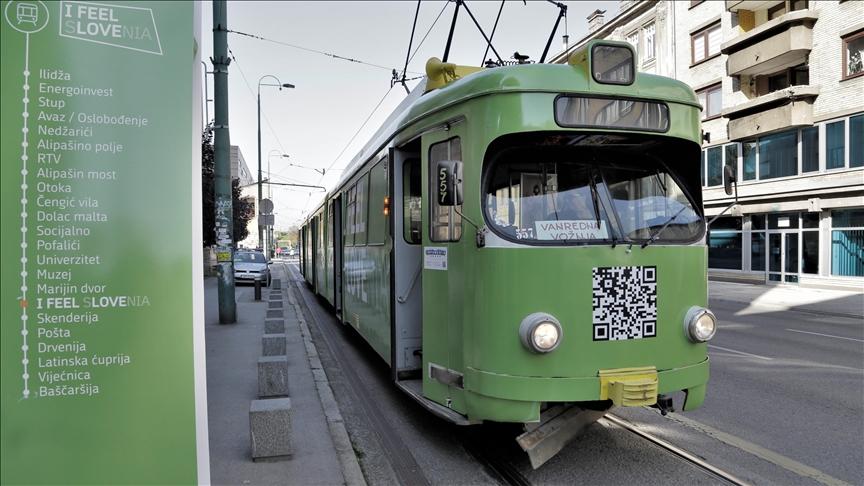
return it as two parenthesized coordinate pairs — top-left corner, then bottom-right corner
(708, 217), (743, 270)
(802, 231), (819, 274)
(826, 120), (846, 169)
(429, 137), (462, 242)
(801, 126), (819, 172)
(850, 115), (863, 168)
(691, 22), (721, 64)
(769, 212), (800, 229)
(751, 232), (766, 271)
(758, 130), (797, 179)
(842, 30), (864, 81)
(831, 209), (864, 277)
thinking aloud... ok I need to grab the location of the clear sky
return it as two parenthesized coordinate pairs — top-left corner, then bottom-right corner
(200, 0), (620, 230)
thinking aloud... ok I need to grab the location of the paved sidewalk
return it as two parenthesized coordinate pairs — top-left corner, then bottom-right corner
(709, 280), (863, 318)
(204, 265), (365, 485)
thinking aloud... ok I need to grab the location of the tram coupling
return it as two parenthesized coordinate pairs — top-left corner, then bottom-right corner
(651, 394), (676, 416)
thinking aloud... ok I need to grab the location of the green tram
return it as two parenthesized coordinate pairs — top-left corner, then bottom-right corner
(300, 41), (718, 465)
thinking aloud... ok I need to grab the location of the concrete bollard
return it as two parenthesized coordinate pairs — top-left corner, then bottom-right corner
(250, 398), (292, 460)
(258, 356), (289, 397)
(264, 318), (285, 334)
(268, 299), (283, 309)
(262, 333), (287, 356)
(266, 309), (283, 319)
(254, 279), (262, 301)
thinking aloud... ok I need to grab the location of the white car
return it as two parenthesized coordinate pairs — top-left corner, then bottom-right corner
(233, 251), (271, 286)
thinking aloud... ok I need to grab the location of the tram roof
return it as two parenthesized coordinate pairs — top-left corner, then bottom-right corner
(317, 59), (701, 218)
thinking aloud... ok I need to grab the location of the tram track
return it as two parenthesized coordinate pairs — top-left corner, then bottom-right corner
(603, 413), (751, 486)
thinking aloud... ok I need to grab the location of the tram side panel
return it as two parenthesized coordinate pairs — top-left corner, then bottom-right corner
(342, 159), (392, 365)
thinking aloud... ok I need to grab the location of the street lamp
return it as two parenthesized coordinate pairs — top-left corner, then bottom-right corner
(258, 75), (294, 259)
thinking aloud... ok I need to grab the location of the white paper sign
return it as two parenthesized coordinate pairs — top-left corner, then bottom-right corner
(424, 247), (448, 270)
(535, 220), (609, 241)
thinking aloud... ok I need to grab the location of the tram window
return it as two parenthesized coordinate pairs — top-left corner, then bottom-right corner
(483, 144), (703, 245)
(403, 159), (422, 244)
(368, 160), (388, 245)
(429, 138), (462, 242)
(354, 173), (369, 246)
(345, 185), (356, 246)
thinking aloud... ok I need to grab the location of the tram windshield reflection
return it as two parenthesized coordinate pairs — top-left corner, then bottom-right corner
(484, 146), (702, 244)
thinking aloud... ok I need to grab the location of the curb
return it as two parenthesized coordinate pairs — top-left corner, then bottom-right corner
(287, 282), (367, 486)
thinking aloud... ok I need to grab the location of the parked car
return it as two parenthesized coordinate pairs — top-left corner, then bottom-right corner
(233, 251), (271, 286)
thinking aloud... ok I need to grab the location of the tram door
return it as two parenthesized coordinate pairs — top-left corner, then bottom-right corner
(333, 195), (344, 315)
(392, 144), (423, 380)
(767, 231), (799, 283)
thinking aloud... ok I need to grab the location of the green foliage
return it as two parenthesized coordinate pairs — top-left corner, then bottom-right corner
(201, 124), (255, 246)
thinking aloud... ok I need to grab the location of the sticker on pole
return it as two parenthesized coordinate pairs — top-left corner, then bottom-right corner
(424, 247), (448, 271)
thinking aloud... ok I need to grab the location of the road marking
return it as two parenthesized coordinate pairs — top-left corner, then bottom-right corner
(785, 329), (864, 343)
(708, 344), (773, 361)
(665, 414), (853, 486)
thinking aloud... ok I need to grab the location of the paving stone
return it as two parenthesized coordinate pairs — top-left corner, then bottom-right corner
(249, 398), (291, 459)
(266, 309), (283, 319)
(271, 279), (282, 290)
(268, 300), (284, 309)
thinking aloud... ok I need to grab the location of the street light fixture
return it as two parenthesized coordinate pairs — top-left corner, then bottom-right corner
(258, 75), (294, 259)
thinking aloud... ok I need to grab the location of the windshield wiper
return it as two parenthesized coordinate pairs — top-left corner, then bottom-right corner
(641, 206), (687, 249)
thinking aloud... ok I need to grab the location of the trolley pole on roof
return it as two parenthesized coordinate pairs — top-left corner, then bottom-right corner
(212, 0), (237, 324)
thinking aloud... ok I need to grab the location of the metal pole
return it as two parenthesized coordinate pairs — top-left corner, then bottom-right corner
(212, 0), (236, 323)
(257, 91), (263, 252)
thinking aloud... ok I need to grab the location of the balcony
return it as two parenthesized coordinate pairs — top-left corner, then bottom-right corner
(721, 10), (818, 77)
(723, 85), (819, 140)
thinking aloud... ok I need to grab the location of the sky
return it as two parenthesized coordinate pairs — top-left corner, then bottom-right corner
(200, 0), (620, 230)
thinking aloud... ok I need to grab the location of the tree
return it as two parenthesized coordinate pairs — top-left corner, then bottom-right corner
(201, 124), (255, 246)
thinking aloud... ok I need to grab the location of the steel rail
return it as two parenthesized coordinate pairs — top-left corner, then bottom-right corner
(461, 433), (532, 486)
(604, 414), (751, 486)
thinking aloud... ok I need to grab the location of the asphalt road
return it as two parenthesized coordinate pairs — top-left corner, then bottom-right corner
(284, 261), (863, 485)
(697, 297), (863, 485)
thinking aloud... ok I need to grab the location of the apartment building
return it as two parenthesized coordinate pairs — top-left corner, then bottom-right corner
(553, 0), (863, 288)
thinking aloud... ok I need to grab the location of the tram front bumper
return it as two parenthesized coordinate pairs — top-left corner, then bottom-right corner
(463, 358), (709, 422)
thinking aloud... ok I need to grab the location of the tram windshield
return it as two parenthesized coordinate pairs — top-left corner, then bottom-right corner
(483, 143), (703, 245)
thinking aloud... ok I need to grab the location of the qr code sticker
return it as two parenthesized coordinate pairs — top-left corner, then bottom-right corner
(592, 266), (657, 341)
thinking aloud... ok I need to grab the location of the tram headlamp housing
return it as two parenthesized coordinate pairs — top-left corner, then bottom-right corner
(519, 313), (563, 353)
(684, 307), (717, 343)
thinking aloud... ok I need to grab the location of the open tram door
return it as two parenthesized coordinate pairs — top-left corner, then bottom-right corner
(390, 143), (424, 384)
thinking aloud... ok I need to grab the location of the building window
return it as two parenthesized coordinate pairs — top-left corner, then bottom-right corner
(626, 31), (639, 61)
(429, 137), (462, 242)
(691, 22), (721, 64)
(708, 217), (743, 270)
(831, 209), (864, 277)
(768, 2), (786, 20)
(801, 126), (819, 172)
(724, 143), (738, 182)
(706, 146), (723, 186)
(742, 141), (757, 180)
(758, 130), (797, 179)
(842, 30), (864, 80)
(826, 120), (846, 170)
(643, 23), (656, 61)
(697, 83), (722, 119)
(850, 114), (863, 167)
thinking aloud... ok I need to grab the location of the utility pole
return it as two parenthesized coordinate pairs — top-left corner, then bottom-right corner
(212, 0), (236, 324)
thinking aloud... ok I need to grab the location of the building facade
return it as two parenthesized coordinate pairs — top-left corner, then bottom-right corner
(230, 145), (260, 250)
(553, 0), (863, 289)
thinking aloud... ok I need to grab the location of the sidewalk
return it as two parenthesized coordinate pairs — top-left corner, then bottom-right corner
(204, 265), (365, 485)
(709, 280), (863, 318)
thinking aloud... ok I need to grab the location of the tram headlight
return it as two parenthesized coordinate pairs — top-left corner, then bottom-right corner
(684, 307), (717, 343)
(519, 313), (563, 353)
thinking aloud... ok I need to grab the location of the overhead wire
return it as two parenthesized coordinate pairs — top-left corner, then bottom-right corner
(227, 46), (289, 155)
(229, 29), (422, 76)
